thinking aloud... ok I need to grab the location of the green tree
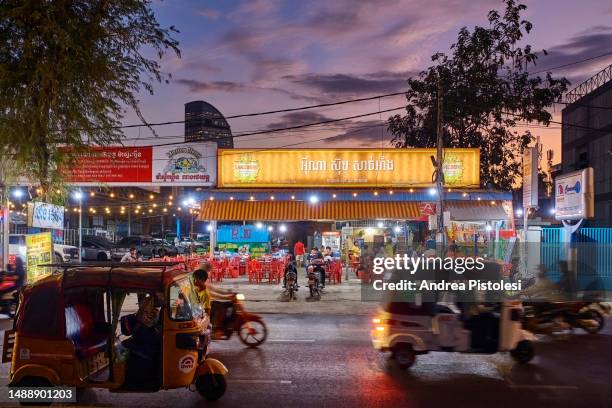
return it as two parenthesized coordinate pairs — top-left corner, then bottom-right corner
(388, 0), (568, 190)
(0, 0), (180, 197)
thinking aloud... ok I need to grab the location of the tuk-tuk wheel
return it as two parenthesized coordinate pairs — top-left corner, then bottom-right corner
(392, 344), (416, 369)
(511, 340), (535, 364)
(196, 373), (227, 401)
(14, 377), (52, 406)
(7, 301), (17, 318)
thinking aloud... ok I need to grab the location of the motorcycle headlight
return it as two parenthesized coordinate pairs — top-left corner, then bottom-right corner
(236, 293), (245, 301)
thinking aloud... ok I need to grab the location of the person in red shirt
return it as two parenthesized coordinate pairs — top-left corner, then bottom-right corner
(293, 240), (305, 267)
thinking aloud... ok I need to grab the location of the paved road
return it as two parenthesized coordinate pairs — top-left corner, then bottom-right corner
(0, 314), (611, 407)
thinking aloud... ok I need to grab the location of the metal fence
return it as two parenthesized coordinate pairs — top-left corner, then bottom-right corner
(541, 227), (612, 288)
(9, 227), (118, 246)
(61, 229), (118, 246)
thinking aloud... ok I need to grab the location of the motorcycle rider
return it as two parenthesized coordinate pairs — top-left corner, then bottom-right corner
(0, 258), (25, 295)
(283, 262), (299, 289)
(193, 264), (235, 337)
(520, 265), (563, 301)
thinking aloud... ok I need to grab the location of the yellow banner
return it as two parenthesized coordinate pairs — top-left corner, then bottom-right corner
(25, 232), (54, 282)
(218, 148), (480, 188)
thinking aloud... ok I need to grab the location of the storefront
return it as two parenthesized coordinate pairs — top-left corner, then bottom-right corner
(196, 148), (514, 261)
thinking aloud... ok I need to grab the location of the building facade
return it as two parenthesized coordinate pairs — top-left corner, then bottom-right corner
(184, 100), (233, 148)
(561, 64), (612, 227)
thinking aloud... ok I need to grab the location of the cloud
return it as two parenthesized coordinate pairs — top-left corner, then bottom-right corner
(198, 8), (220, 20)
(533, 26), (612, 85)
(322, 120), (394, 147)
(265, 111), (333, 129)
(229, 0), (280, 20)
(182, 59), (222, 73)
(305, 8), (362, 36)
(283, 71), (411, 96)
(174, 79), (249, 93)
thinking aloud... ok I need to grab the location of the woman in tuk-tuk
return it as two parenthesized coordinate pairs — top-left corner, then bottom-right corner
(3, 263), (228, 403)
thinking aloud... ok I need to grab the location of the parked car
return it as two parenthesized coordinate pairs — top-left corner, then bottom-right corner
(151, 238), (181, 256)
(176, 237), (206, 254)
(9, 234), (79, 264)
(81, 235), (113, 261)
(112, 236), (179, 260)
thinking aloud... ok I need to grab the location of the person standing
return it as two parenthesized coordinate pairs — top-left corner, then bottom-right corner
(294, 240), (305, 267)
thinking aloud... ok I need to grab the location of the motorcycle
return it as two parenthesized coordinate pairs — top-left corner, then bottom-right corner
(522, 302), (572, 335)
(563, 301), (608, 334)
(285, 269), (298, 301)
(523, 301), (604, 335)
(307, 262), (324, 300)
(211, 293), (268, 347)
(0, 273), (19, 318)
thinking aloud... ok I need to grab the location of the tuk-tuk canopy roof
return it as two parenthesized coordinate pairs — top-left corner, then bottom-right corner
(17, 263), (190, 340)
(61, 262), (190, 290)
(29, 262), (190, 292)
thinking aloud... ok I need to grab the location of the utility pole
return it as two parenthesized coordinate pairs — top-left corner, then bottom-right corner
(436, 79), (446, 247)
(0, 167), (9, 268)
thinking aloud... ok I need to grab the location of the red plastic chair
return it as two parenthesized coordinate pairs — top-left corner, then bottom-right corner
(210, 260), (223, 282)
(269, 260), (282, 284)
(229, 257), (240, 278)
(248, 260), (262, 283)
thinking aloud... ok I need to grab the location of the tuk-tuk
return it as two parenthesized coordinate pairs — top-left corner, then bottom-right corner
(370, 262), (536, 369)
(371, 300), (536, 368)
(2, 262), (228, 402)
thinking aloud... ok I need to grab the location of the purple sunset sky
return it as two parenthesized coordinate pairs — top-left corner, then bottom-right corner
(122, 0), (612, 163)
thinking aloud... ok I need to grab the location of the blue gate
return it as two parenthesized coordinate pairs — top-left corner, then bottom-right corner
(541, 227), (612, 289)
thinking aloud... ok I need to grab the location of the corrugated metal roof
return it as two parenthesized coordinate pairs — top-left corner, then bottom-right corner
(199, 199), (510, 222)
(198, 200), (422, 221)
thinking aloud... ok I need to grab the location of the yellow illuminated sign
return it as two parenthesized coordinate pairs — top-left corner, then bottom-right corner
(25, 232), (54, 282)
(218, 148), (480, 188)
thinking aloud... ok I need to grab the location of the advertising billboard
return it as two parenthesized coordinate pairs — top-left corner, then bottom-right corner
(27, 201), (65, 230)
(555, 168), (595, 220)
(217, 225), (269, 258)
(63, 142), (217, 186)
(25, 232), (54, 282)
(522, 147), (538, 208)
(218, 148), (480, 188)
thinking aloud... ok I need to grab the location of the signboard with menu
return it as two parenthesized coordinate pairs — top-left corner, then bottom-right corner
(555, 168), (594, 220)
(63, 142), (217, 186)
(25, 232), (54, 282)
(218, 148), (480, 188)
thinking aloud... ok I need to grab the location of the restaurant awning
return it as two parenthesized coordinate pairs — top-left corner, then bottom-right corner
(198, 200), (422, 221)
(446, 201), (509, 221)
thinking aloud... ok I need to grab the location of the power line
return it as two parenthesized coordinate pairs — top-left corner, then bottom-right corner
(528, 51), (612, 75)
(53, 91), (406, 133)
(109, 106), (405, 149)
(116, 122), (378, 143)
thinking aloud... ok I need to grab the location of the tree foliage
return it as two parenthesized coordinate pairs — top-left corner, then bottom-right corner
(0, 0), (179, 195)
(388, 0), (569, 190)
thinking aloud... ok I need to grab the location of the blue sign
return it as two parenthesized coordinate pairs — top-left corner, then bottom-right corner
(28, 201), (65, 230)
(217, 225), (269, 243)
